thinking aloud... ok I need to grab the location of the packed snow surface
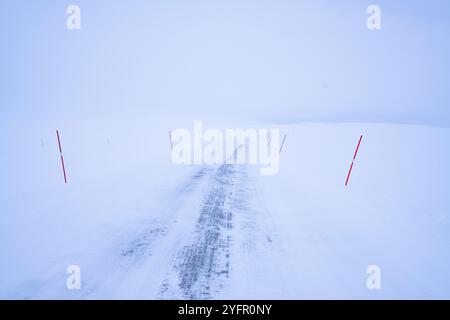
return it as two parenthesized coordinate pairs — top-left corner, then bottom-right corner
(1, 116), (450, 299)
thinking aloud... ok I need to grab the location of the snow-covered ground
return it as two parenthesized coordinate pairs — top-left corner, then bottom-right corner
(1, 115), (450, 299)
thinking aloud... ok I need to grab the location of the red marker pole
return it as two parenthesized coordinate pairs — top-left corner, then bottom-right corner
(56, 130), (68, 183)
(345, 134), (363, 187)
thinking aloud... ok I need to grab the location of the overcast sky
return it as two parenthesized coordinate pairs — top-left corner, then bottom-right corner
(1, 0), (450, 125)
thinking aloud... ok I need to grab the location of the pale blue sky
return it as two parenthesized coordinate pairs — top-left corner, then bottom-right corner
(1, 0), (450, 125)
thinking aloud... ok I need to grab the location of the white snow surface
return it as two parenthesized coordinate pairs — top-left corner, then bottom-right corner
(1, 115), (450, 299)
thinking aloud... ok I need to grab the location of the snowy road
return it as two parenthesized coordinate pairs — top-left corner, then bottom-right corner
(4, 122), (450, 299)
(160, 164), (239, 299)
(88, 149), (284, 299)
(75, 155), (280, 299)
